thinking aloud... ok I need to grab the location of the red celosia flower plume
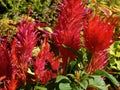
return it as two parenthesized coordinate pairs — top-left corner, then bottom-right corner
(84, 16), (115, 52)
(0, 17), (46, 88)
(84, 15), (115, 74)
(10, 17), (39, 82)
(34, 38), (60, 84)
(86, 51), (108, 74)
(0, 38), (18, 90)
(11, 38), (28, 82)
(53, 0), (90, 67)
(0, 42), (11, 79)
(16, 17), (38, 63)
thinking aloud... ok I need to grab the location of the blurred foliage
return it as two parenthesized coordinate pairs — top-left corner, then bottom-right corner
(109, 41), (120, 81)
(0, 18), (17, 39)
(0, 0), (59, 38)
(0, 0), (59, 25)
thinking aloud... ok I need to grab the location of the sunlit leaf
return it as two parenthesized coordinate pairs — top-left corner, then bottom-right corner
(59, 83), (72, 90)
(94, 70), (120, 87)
(88, 75), (107, 90)
(56, 76), (70, 83)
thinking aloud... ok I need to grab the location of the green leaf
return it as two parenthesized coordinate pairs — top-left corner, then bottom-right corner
(67, 74), (76, 80)
(62, 44), (81, 58)
(72, 86), (85, 90)
(34, 86), (47, 90)
(56, 76), (70, 83)
(0, 0), (7, 8)
(59, 83), (72, 90)
(62, 44), (84, 64)
(94, 70), (120, 87)
(116, 61), (120, 70)
(88, 75), (107, 90)
(32, 47), (40, 57)
(45, 27), (53, 33)
(27, 68), (35, 75)
(80, 80), (88, 90)
(69, 60), (77, 71)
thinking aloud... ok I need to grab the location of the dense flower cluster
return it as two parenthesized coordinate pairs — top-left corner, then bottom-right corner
(11, 17), (39, 82)
(84, 16), (114, 53)
(0, 17), (60, 89)
(0, 38), (18, 89)
(53, 0), (91, 67)
(0, 39), (11, 79)
(0, 0), (119, 89)
(84, 16), (115, 74)
(16, 17), (38, 63)
(34, 38), (60, 84)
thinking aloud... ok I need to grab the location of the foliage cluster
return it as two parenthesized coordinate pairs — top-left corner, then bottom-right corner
(0, 0), (120, 90)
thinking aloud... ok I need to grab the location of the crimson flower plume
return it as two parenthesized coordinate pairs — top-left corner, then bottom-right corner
(53, 0), (90, 67)
(0, 38), (11, 79)
(86, 51), (108, 74)
(0, 38), (18, 90)
(84, 15), (115, 74)
(10, 17), (39, 82)
(84, 15), (114, 52)
(34, 38), (60, 84)
(16, 17), (38, 62)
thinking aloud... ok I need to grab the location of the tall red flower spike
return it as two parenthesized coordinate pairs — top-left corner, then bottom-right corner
(84, 15), (115, 53)
(10, 17), (39, 83)
(11, 38), (27, 83)
(86, 51), (108, 74)
(16, 17), (38, 63)
(0, 38), (18, 90)
(34, 38), (60, 84)
(84, 15), (115, 74)
(53, 0), (90, 67)
(0, 42), (11, 79)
